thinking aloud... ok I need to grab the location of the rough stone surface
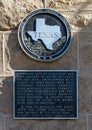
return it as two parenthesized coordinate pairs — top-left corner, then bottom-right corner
(0, 0), (92, 30)
(79, 76), (92, 113)
(0, 77), (13, 114)
(0, 0), (44, 30)
(0, 33), (3, 75)
(79, 32), (92, 76)
(4, 118), (67, 130)
(45, 0), (92, 10)
(60, 11), (92, 31)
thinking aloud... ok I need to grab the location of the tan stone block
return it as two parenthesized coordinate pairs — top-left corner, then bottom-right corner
(4, 117), (67, 130)
(48, 32), (78, 70)
(79, 32), (92, 43)
(72, 2), (92, 10)
(45, 0), (70, 10)
(67, 115), (87, 130)
(79, 32), (92, 76)
(60, 11), (92, 31)
(0, 77), (13, 114)
(0, 0), (44, 30)
(79, 76), (92, 113)
(45, 0), (92, 10)
(4, 32), (49, 75)
(0, 34), (3, 75)
(88, 116), (92, 130)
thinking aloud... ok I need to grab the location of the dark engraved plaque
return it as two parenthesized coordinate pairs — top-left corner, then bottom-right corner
(13, 70), (78, 119)
(18, 9), (71, 61)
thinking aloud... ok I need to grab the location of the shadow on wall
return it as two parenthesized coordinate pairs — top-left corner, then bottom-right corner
(0, 77), (13, 115)
(6, 22), (92, 73)
(6, 29), (52, 75)
(5, 0), (92, 72)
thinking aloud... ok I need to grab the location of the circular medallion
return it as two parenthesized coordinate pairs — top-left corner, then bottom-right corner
(18, 9), (71, 61)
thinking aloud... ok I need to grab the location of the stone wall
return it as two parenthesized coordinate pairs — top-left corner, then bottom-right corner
(0, 0), (92, 130)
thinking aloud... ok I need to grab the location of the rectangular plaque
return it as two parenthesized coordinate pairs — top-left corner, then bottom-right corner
(13, 70), (78, 119)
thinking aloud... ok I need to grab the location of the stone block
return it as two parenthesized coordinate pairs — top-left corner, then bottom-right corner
(4, 32), (49, 75)
(45, 0), (92, 11)
(4, 118), (67, 130)
(0, 0), (92, 31)
(59, 11), (92, 31)
(78, 32), (92, 76)
(79, 76), (92, 113)
(3, 116), (88, 130)
(79, 32), (92, 43)
(48, 32), (78, 70)
(88, 116), (92, 130)
(0, 77), (13, 114)
(0, 116), (4, 130)
(0, 0), (44, 30)
(67, 115), (87, 130)
(0, 33), (3, 75)
(5, 31), (78, 74)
